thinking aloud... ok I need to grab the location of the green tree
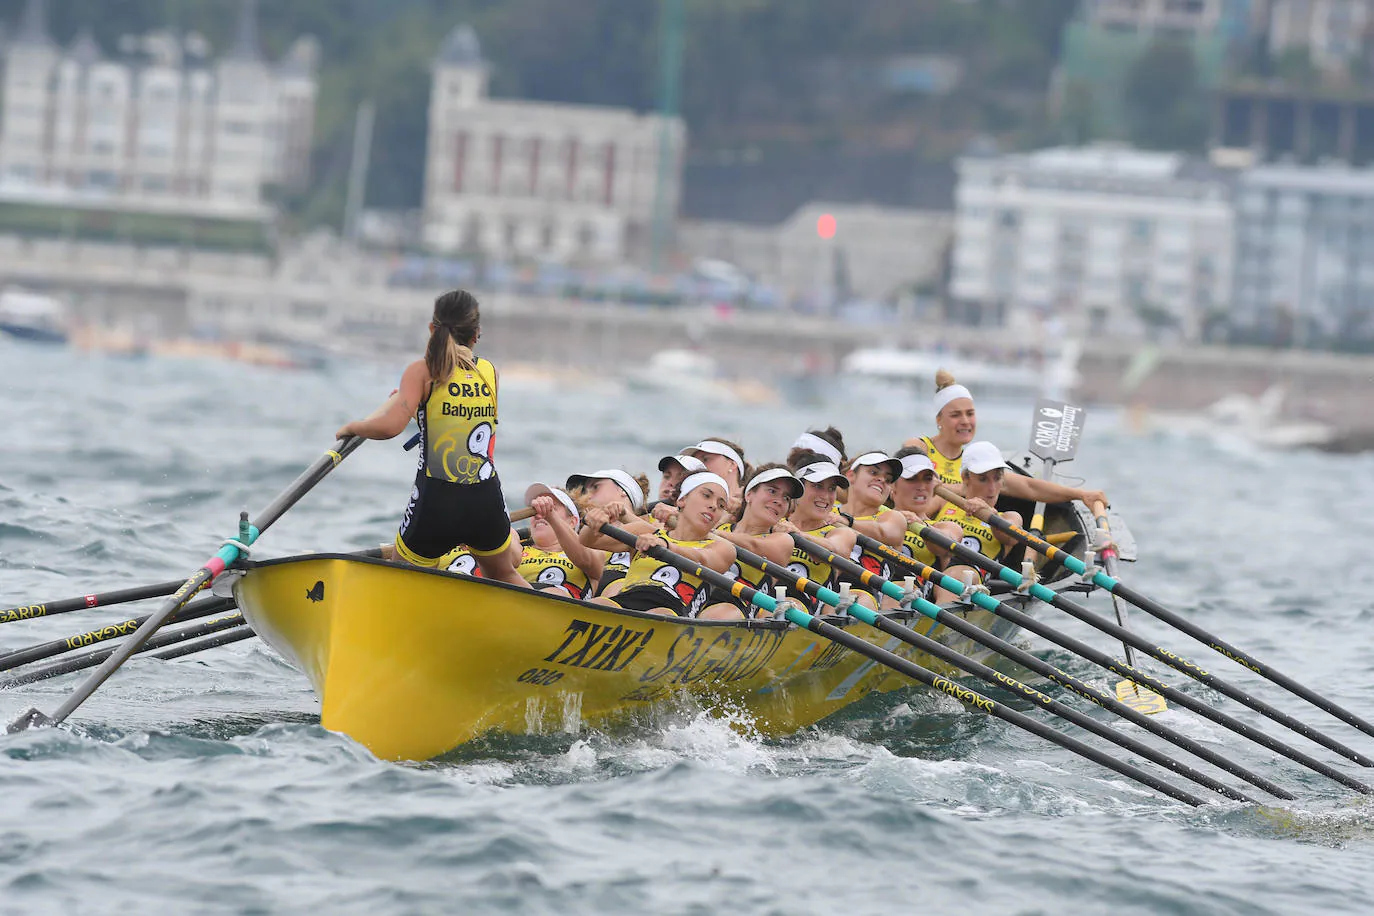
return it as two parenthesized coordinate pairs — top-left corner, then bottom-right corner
(1123, 38), (1208, 151)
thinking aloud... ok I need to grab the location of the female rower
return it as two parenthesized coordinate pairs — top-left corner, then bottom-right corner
(783, 451), (876, 611)
(903, 370), (1108, 508)
(656, 453), (707, 503)
(703, 464), (806, 620)
(890, 449), (968, 604)
(682, 438), (748, 500)
(786, 427), (846, 468)
(520, 484), (604, 598)
(932, 441), (1023, 566)
(564, 468), (650, 598)
(334, 289), (527, 588)
(582, 472), (737, 617)
(840, 451), (906, 582)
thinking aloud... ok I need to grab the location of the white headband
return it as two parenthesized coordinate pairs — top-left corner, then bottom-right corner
(690, 440), (744, 478)
(678, 472), (732, 500)
(933, 384), (973, 417)
(744, 467), (803, 498)
(566, 468), (645, 510)
(791, 432), (843, 465)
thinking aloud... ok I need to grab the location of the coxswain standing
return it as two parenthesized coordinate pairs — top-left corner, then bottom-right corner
(335, 289), (527, 588)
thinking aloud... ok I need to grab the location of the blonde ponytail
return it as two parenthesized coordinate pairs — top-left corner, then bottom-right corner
(934, 369), (958, 392)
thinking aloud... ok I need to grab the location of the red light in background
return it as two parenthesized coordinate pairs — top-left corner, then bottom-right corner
(816, 213), (836, 240)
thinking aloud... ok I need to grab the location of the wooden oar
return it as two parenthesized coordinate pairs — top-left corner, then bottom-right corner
(913, 522), (1373, 790)
(597, 523), (1206, 806)
(6, 436), (364, 734)
(729, 540), (1258, 803)
(0, 595), (236, 674)
(793, 532), (1291, 799)
(0, 612), (249, 689)
(2, 579), (190, 626)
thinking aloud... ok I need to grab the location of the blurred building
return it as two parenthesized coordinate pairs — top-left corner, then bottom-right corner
(679, 203), (952, 304)
(1083, 0), (1257, 39)
(0, 0), (318, 230)
(950, 144), (1235, 338)
(1264, 0), (1371, 76)
(1231, 163), (1374, 345)
(422, 25), (686, 264)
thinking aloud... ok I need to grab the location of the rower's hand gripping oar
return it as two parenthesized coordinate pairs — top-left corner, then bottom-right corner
(791, 531), (1291, 800)
(912, 521), (1373, 791)
(729, 538), (1259, 803)
(6, 436), (365, 733)
(594, 523), (1205, 806)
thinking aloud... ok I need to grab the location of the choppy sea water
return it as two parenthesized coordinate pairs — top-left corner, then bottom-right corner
(4, 340), (1374, 915)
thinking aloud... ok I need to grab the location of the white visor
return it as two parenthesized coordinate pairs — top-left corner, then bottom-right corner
(962, 441), (1009, 475)
(934, 383), (974, 417)
(796, 461), (846, 486)
(899, 454), (937, 479)
(688, 440), (745, 478)
(524, 483), (580, 525)
(790, 432), (843, 466)
(564, 468), (645, 510)
(678, 472), (731, 501)
(849, 451), (903, 479)
(744, 467), (804, 499)
(657, 453), (708, 474)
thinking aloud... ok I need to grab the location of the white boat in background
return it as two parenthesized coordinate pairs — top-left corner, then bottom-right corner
(1129, 384), (1337, 450)
(622, 348), (779, 405)
(0, 288), (68, 345)
(839, 340), (1081, 400)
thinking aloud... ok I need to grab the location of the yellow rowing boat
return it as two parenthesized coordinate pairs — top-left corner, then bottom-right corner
(232, 501), (1096, 761)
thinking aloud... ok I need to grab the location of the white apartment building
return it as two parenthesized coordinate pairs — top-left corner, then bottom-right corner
(422, 26), (686, 263)
(1265, 0), (1371, 76)
(1085, 0), (1233, 33)
(1232, 164), (1374, 343)
(951, 145), (1235, 337)
(0, 0), (318, 220)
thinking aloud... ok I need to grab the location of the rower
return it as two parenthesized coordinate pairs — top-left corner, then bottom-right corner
(655, 453), (707, 503)
(334, 289), (527, 588)
(582, 472), (737, 617)
(904, 370), (1109, 509)
(840, 451), (906, 594)
(520, 484), (603, 598)
(890, 449), (966, 603)
(933, 441), (1022, 583)
(782, 451), (877, 611)
(786, 427), (846, 468)
(564, 468), (649, 598)
(682, 438), (748, 501)
(705, 464), (806, 620)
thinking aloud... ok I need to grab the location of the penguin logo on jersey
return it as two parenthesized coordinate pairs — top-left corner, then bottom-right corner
(859, 552), (887, 579)
(535, 565), (584, 599)
(609, 550), (631, 569)
(447, 552), (479, 575)
(960, 535), (983, 554)
(649, 565), (701, 610)
(466, 423), (495, 482)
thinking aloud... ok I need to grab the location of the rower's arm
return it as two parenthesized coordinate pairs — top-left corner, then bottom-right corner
(713, 529), (793, 568)
(548, 510), (606, 580)
(1001, 473), (1106, 508)
(579, 515), (655, 551)
(852, 511), (906, 547)
(667, 538), (736, 573)
(336, 361), (426, 441)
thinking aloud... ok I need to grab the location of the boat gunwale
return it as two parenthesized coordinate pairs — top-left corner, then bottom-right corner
(235, 549), (1097, 634)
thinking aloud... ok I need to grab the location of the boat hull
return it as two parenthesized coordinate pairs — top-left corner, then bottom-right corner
(234, 555), (1072, 761)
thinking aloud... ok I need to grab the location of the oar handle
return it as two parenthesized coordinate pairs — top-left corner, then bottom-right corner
(788, 533), (907, 602)
(934, 484), (984, 518)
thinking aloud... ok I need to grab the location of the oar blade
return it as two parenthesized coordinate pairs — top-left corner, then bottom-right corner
(1028, 399), (1086, 464)
(1116, 680), (1168, 716)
